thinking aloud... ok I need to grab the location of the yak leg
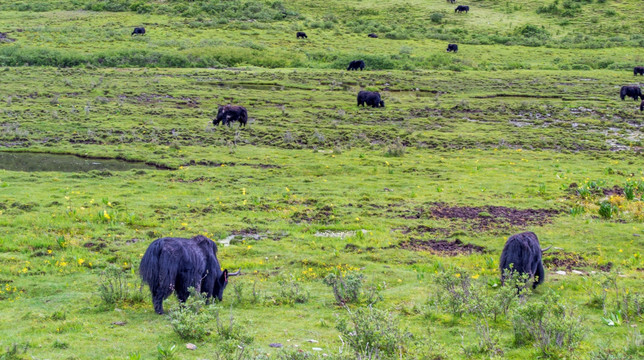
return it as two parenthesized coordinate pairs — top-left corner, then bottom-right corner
(152, 284), (173, 314)
(533, 261), (545, 289)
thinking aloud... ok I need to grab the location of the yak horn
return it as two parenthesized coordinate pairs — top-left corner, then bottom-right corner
(228, 268), (242, 276)
(541, 246), (552, 252)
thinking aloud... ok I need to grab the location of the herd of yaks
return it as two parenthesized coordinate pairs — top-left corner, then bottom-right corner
(139, 231), (550, 314)
(122, 5), (640, 314)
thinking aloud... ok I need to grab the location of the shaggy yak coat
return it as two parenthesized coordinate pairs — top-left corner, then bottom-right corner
(140, 235), (229, 314)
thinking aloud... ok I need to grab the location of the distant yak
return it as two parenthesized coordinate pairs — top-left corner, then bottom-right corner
(357, 90), (385, 108)
(447, 0), (456, 3)
(139, 235), (240, 314)
(347, 60), (365, 71)
(634, 66), (644, 76)
(368, 33), (378, 38)
(213, 105), (248, 127)
(446, 44), (459, 53)
(296, 31), (307, 39)
(620, 85), (642, 101)
(455, 5), (469, 13)
(131, 27), (145, 36)
(499, 232), (550, 289)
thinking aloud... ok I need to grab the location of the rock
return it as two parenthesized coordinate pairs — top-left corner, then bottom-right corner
(186, 343), (197, 350)
(307, 339), (319, 343)
(312, 347), (322, 351)
(111, 321), (126, 326)
(269, 343), (282, 348)
(555, 270), (566, 275)
(571, 270), (584, 275)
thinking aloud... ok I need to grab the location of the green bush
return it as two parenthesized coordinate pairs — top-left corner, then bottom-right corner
(167, 288), (218, 340)
(323, 271), (381, 306)
(336, 306), (410, 359)
(430, 13), (444, 24)
(97, 265), (145, 308)
(511, 290), (585, 355)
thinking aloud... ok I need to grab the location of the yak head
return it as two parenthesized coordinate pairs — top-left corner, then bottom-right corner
(215, 268), (241, 301)
(213, 106), (226, 126)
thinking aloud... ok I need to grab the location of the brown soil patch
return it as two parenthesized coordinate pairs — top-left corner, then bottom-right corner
(427, 203), (560, 231)
(388, 238), (485, 256)
(291, 205), (334, 224)
(543, 250), (613, 272)
(543, 251), (588, 271)
(603, 185), (624, 196)
(393, 225), (449, 236)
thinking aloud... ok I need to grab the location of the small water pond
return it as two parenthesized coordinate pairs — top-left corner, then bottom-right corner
(0, 152), (158, 172)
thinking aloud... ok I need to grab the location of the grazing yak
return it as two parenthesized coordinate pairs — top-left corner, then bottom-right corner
(296, 31), (307, 39)
(347, 60), (365, 71)
(446, 44), (459, 53)
(131, 27), (145, 36)
(357, 91), (385, 108)
(455, 5), (469, 13)
(620, 85), (642, 101)
(499, 232), (551, 289)
(213, 105), (248, 127)
(140, 235), (240, 314)
(368, 33), (378, 38)
(634, 66), (644, 76)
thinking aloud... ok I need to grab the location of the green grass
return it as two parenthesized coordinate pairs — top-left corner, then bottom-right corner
(0, 1), (643, 359)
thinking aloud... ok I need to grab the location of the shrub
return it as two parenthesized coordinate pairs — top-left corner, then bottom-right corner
(598, 201), (617, 219)
(384, 138), (406, 157)
(430, 13), (444, 24)
(511, 290), (585, 355)
(273, 275), (310, 305)
(324, 271), (382, 306)
(167, 288), (217, 340)
(430, 268), (472, 318)
(97, 265), (145, 308)
(336, 306), (410, 359)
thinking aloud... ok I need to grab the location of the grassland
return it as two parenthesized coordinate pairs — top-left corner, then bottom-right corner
(0, 1), (643, 359)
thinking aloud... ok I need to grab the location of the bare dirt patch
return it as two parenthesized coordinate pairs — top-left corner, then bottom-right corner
(392, 225), (449, 236)
(543, 250), (612, 272)
(427, 203), (561, 231)
(387, 238), (485, 256)
(291, 205), (334, 224)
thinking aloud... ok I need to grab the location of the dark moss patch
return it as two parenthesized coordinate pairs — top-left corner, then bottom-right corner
(387, 238), (485, 256)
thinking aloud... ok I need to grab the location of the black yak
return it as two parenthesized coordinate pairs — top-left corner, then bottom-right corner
(455, 5), (469, 13)
(347, 60), (365, 71)
(446, 44), (459, 53)
(620, 85), (642, 101)
(357, 91), (385, 108)
(368, 33), (378, 38)
(213, 105), (248, 127)
(140, 235), (240, 314)
(634, 66), (644, 76)
(131, 27), (146, 36)
(296, 31), (307, 39)
(499, 232), (551, 289)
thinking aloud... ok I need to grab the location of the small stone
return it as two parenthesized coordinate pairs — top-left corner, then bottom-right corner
(269, 343), (282, 348)
(312, 347), (322, 351)
(571, 270), (584, 275)
(186, 343), (197, 350)
(555, 271), (566, 275)
(634, 234), (641, 237)
(307, 339), (319, 343)
(111, 321), (126, 326)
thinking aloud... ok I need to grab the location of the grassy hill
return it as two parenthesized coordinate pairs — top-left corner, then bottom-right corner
(0, 1), (642, 360)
